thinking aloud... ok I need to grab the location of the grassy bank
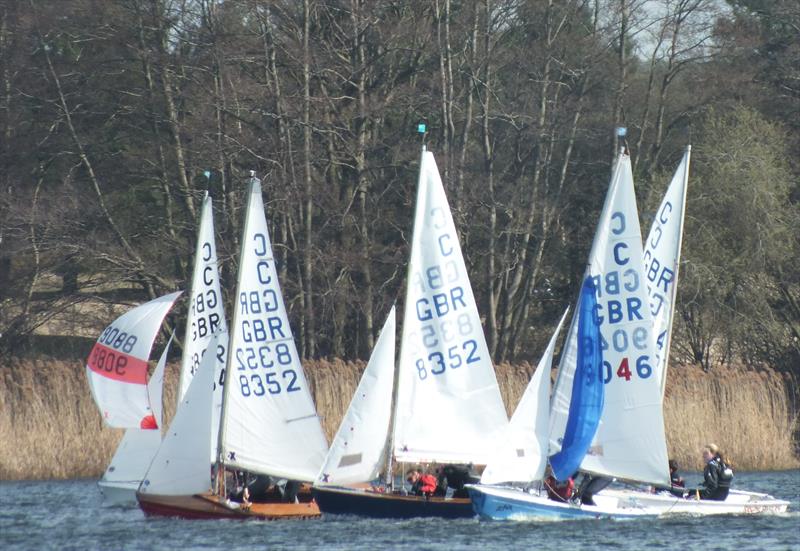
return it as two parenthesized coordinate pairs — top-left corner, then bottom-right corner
(1, 358), (796, 480)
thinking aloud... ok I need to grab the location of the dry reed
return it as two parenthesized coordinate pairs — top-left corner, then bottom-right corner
(0, 358), (796, 480)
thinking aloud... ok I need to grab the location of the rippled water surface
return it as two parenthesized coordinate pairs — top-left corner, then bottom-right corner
(1, 471), (798, 550)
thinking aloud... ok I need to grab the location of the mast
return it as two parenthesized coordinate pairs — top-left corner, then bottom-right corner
(214, 171), (258, 497)
(387, 139), (428, 489)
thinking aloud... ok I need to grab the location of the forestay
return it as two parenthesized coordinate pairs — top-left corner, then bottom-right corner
(644, 146), (690, 396)
(480, 308), (569, 484)
(316, 308), (396, 486)
(549, 153), (670, 487)
(101, 337), (171, 489)
(393, 151), (509, 465)
(178, 193), (228, 462)
(219, 177), (328, 482)
(86, 291), (182, 429)
(139, 333), (221, 496)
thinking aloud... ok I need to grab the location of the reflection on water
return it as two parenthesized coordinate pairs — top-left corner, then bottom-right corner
(1, 471), (798, 551)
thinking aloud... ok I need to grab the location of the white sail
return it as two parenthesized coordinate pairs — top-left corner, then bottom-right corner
(140, 333), (221, 496)
(178, 193), (228, 462)
(100, 337), (171, 492)
(316, 307), (396, 486)
(393, 151), (509, 465)
(644, 146), (690, 396)
(549, 153), (670, 487)
(86, 291), (182, 428)
(219, 177), (328, 481)
(480, 309), (569, 484)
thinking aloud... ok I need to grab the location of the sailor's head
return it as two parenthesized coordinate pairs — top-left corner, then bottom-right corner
(668, 459), (678, 473)
(702, 443), (719, 462)
(406, 470), (420, 484)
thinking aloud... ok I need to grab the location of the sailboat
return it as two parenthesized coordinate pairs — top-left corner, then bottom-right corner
(86, 291), (182, 504)
(312, 150), (510, 518)
(137, 175), (328, 519)
(594, 146), (790, 515)
(469, 150), (670, 520)
(469, 148), (789, 519)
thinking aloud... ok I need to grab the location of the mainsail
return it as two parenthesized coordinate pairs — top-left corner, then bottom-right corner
(316, 308), (396, 486)
(644, 146), (690, 396)
(178, 193), (228, 462)
(86, 291), (181, 428)
(393, 151), (509, 465)
(480, 308), (569, 485)
(549, 152), (670, 487)
(218, 176), (328, 481)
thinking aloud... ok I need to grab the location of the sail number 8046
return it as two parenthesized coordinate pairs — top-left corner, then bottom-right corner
(602, 355), (652, 384)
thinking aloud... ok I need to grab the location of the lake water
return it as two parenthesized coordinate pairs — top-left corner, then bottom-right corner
(1, 471), (798, 550)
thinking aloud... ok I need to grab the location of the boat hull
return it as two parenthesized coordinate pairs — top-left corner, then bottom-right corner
(136, 492), (320, 520)
(312, 486), (473, 519)
(467, 484), (655, 521)
(599, 488), (790, 515)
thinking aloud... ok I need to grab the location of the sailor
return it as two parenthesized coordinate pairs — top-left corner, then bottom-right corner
(406, 470), (437, 497)
(669, 459), (685, 488)
(689, 443), (733, 501)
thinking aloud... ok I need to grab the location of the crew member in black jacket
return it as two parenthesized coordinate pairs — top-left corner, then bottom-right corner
(694, 443), (733, 501)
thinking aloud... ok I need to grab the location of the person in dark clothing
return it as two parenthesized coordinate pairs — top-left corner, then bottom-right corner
(576, 474), (613, 506)
(690, 443), (733, 501)
(669, 459), (685, 488)
(436, 464), (481, 498)
(654, 459), (686, 497)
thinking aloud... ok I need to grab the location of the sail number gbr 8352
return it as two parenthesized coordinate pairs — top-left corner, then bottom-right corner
(409, 207), (482, 381)
(234, 232), (301, 397)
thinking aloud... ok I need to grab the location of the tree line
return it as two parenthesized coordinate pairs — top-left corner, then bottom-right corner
(0, 0), (797, 375)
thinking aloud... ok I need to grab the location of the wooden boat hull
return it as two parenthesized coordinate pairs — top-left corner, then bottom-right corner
(136, 492), (320, 520)
(467, 484), (656, 521)
(312, 485), (473, 519)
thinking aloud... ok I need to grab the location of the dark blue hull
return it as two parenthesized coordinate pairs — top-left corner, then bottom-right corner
(312, 486), (473, 519)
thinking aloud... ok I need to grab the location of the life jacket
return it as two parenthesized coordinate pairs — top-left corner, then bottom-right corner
(717, 458), (734, 488)
(420, 474), (438, 495)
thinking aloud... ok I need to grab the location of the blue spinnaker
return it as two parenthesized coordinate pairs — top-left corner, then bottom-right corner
(549, 277), (604, 481)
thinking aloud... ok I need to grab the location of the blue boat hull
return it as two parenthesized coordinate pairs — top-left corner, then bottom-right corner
(468, 485), (654, 521)
(312, 486), (473, 519)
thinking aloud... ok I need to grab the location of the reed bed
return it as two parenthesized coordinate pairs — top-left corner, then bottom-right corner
(0, 358), (796, 480)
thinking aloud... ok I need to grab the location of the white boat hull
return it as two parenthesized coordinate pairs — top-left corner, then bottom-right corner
(467, 484), (656, 521)
(599, 487), (790, 516)
(98, 480), (139, 506)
